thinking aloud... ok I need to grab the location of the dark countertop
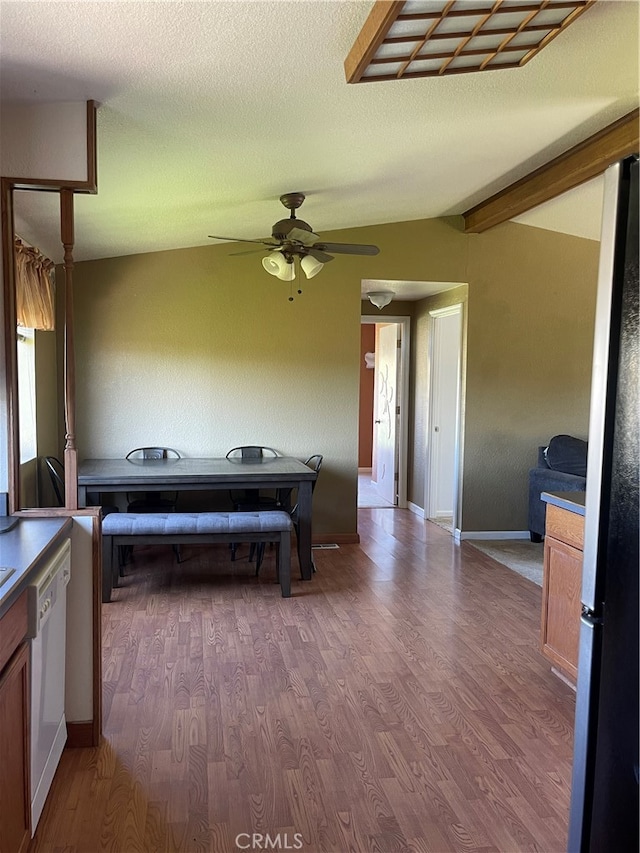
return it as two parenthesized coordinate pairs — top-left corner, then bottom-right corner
(0, 516), (73, 618)
(541, 490), (586, 517)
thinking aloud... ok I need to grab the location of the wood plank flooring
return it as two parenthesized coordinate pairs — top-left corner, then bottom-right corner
(29, 509), (575, 853)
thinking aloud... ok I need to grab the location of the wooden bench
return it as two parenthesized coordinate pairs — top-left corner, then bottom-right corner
(101, 510), (293, 601)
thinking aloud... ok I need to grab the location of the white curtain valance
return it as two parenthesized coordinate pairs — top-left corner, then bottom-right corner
(14, 236), (56, 331)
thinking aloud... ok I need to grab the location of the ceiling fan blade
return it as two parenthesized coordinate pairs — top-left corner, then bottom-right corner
(287, 227), (320, 247)
(228, 248), (265, 256)
(208, 234), (276, 246)
(308, 248), (334, 264)
(314, 242), (380, 256)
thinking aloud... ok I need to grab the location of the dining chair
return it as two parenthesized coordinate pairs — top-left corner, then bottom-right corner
(124, 446), (182, 563)
(226, 445), (281, 561)
(125, 446), (181, 512)
(225, 446), (279, 460)
(255, 454), (323, 577)
(43, 456), (119, 516)
(43, 456), (65, 506)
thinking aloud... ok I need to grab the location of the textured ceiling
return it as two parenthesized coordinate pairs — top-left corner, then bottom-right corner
(1, 0), (638, 268)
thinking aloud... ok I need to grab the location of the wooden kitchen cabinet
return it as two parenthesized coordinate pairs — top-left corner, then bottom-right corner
(540, 500), (584, 683)
(0, 591), (30, 853)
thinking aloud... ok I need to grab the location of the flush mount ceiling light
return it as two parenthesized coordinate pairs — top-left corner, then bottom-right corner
(344, 0), (596, 83)
(367, 291), (395, 309)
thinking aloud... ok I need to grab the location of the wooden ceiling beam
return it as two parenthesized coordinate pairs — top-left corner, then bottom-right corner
(463, 109), (639, 233)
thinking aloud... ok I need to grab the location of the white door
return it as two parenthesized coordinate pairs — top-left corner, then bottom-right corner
(373, 323), (399, 505)
(428, 307), (462, 522)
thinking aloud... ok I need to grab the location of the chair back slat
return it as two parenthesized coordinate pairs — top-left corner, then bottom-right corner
(44, 456), (65, 506)
(126, 447), (180, 460)
(225, 445), (279, 460)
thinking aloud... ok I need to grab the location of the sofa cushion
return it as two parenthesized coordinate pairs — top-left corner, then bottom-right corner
(544, 434), (588, 477)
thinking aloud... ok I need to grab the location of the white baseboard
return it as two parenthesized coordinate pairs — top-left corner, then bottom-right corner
(403, 506), (530, 544)
(407, 501), (425, 518)
(458, 530), (531, 541)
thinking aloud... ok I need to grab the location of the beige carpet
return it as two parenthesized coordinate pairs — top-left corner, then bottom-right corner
(468, 539), (544, 586)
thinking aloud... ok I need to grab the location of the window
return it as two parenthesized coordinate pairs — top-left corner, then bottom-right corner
(17, 328), (37, 463)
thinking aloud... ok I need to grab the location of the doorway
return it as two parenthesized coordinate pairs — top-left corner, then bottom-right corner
(426, 304), (464, 533)
(358, 316), (409, 509)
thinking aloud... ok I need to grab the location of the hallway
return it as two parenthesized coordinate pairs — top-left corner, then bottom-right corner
(357, 469), (395, 508)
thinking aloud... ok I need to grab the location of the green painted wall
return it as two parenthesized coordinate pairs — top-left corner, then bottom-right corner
(70, 215), (598, 536)
(462, 221), (599, 531)
(73, 244), (361, 534)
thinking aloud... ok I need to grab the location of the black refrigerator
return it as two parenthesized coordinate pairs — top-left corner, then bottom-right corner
(567, 154), (638, 851)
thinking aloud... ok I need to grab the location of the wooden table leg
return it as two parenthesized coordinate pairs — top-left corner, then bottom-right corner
(296, 481), (313, 580)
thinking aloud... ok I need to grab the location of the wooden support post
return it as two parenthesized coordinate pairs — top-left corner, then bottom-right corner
(0, 179), (20, 513)
(61, 189), (78, 509)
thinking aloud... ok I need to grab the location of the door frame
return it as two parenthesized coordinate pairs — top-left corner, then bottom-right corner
(425, 303), (466, 533)
(360, 315), (410, 508)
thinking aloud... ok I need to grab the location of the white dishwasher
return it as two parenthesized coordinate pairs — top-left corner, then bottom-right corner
(26, 537), (71, 834)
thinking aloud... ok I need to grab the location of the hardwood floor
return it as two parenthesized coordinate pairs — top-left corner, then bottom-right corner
(30, 509), (575, 853)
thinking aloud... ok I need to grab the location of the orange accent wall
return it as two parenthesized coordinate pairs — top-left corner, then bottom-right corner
(359, 324), (375, 467)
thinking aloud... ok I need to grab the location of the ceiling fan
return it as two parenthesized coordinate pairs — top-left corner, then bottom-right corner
(208, 192), (380, 285)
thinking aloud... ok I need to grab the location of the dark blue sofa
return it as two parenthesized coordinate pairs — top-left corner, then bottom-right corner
(528, 434), (587, 541)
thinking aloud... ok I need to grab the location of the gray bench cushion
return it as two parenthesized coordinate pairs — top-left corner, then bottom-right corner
(102, 510), (292, 536)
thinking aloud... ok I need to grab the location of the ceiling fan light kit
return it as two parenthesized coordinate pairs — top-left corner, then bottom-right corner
(367, 291), (394, 309)
(262, 250), (295, 280)
(209, 192), (380, 298)
(300, 255), (323, 279)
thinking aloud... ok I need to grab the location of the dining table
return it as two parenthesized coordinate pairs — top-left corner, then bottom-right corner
(77, 456), (318, 580)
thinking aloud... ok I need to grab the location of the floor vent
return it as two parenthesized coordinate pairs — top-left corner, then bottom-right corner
(312, 543), (339, 550)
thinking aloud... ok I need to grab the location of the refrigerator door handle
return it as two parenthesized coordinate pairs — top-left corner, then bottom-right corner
(580, 605), (604, 627)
